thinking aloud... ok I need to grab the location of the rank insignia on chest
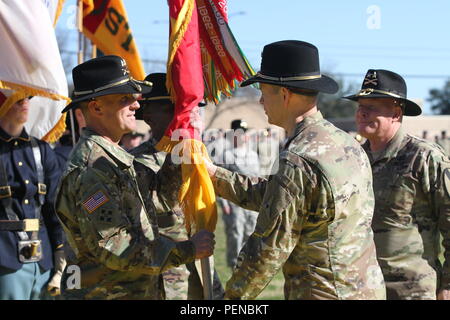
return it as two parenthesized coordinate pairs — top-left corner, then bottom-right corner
(82, 190), (109, 214)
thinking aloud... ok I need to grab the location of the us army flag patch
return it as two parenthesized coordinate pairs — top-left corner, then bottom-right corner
(82, 190), (109, 214)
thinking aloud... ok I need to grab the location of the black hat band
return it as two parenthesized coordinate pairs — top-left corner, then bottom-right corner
(73, 77), (152, 96)
(356, 88), (405, 99)
(256, 72), (322, 82)
(141, 95), (171, 101)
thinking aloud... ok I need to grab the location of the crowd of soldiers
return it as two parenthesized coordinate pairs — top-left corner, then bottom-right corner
(0, 39), (448, 300)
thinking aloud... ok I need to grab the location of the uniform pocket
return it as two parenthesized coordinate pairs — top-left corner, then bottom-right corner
(384, 173), (416, 226)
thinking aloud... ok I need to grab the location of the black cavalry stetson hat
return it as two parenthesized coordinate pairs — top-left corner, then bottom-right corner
(62, 55), (153, 113)
(135, 73), (170, 120)
(135, 72), (207, 120)
(240, 40), (338, 94)
(141, 73), (171, 102)
(343, 69), (422, 116)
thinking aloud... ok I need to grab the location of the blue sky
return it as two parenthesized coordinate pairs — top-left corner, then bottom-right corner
(57, 0), (450, 115)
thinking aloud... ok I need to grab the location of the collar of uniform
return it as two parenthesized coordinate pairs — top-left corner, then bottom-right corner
(129, 139), (151, 156)
(149, 138), (161, 153)
(81, 128), (134, 168)
(363, 126), (406, 163)
(149, 137), (159, 146)
(287, 111), (324, 145)
(0, 126), (30, 142)
(136, 138), (159, 153)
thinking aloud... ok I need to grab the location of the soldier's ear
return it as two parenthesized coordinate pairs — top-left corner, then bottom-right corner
(280, 87), (292, 107)
(392, 105), (403, 122)
(87, 99), (103, 116)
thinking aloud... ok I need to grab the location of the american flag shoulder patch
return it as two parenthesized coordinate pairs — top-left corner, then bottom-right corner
(82, 190), (109, 214)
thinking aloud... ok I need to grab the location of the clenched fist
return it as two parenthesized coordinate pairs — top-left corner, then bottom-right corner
(190, 229), (215, 259)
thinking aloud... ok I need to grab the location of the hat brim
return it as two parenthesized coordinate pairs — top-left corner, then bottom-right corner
(343, 93), (422, 116)
(240, 74), (339, 94)
(124, 132), (145, 138)
(62, 79), (152, 113)
(140, 96), (207, 107)
(135, 98), (206, 120)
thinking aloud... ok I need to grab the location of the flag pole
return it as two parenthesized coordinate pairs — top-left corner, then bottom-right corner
(77, 0), (84, 65)
(199, 105), (213, 300)
(69, 0), (84, 147)
(92, 43), (97, 59)
(201, 257), (213, 300)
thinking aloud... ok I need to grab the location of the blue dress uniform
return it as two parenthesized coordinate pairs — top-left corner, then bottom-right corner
(0, 127), (65, 299)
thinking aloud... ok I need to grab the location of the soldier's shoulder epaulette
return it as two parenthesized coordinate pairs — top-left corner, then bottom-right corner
(63, 139), (93, 174)
(134, 155), (160, 173)
(85, 142), (108, 164)
(59, 165), (83, 192)
(76, 142), (120, 184)
(406, 134), (447, 158)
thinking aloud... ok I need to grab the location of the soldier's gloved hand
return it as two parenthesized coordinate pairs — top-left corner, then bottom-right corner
(47, 249), (67, 296)
(438, 289), (450, 300)
(191, 229), (215, 259)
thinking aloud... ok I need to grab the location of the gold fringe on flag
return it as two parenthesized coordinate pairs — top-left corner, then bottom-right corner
(156, 136), (217, 235)
(0, 80), (71, 143)
(53, 0), (66, 26)
(41, 113), (67, 143)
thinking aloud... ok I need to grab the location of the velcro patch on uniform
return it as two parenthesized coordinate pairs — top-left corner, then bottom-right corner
(82, 190), (109, 214)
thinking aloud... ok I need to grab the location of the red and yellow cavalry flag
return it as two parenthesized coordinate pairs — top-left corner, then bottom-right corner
(0, 0), (70, 143)
(82, 0), (145, 79)
(158, 0), (254, 235)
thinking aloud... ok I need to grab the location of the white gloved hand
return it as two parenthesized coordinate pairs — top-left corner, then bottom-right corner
(47, 249), (67, 296)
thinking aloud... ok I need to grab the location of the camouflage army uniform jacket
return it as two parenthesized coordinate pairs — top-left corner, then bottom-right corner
(55, 128), (195, 300)
(213, 112), (386, 300)
(363, 127), (450, 299)
(131, 139), (188, 241)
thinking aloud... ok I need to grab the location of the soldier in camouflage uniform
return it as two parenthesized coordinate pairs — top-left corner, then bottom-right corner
(204, 41), (386, 300)
(55, 56), (214, 300)
(344, 69), (450, 300)
(131, 137), (191, 300)
(131, 73), (224, 300)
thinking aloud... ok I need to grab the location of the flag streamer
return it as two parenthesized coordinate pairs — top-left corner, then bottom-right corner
(196, 0), (255, 104)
